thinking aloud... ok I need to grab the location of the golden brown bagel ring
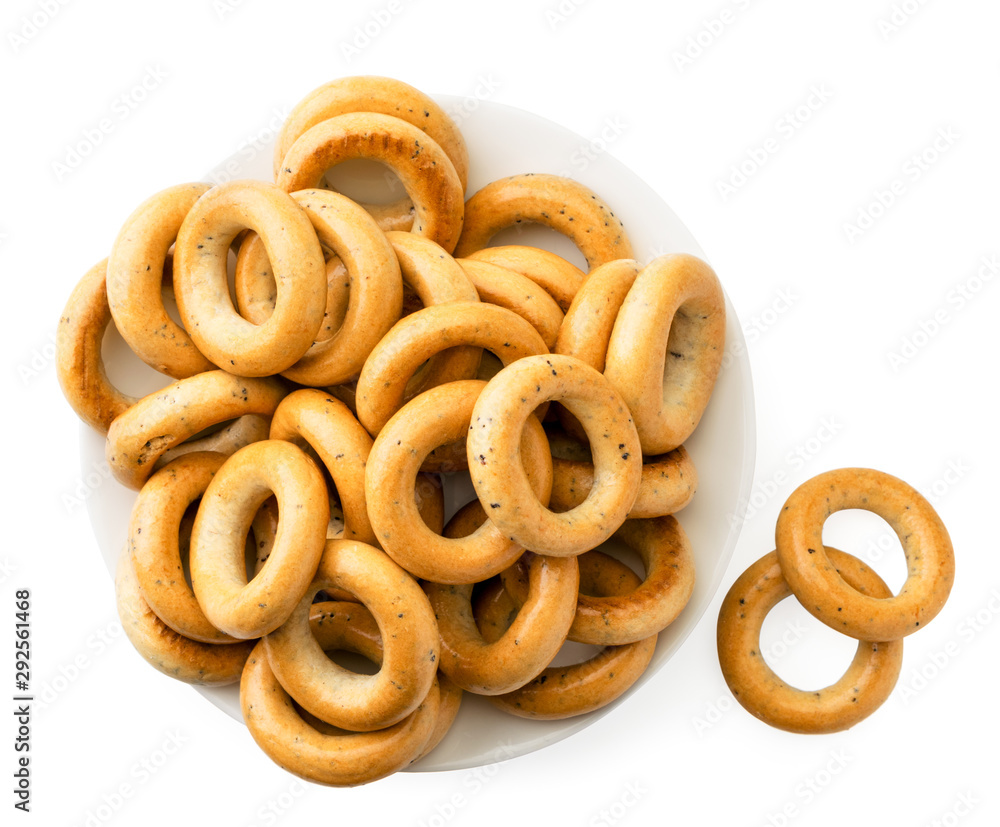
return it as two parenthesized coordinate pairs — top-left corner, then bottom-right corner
(775, 468), (955, 641)
(269, 389), (376, 545)
(550, 438), (698, 519)
(105, 370), (287, 490)
(551, 258), (642, 442)
(263, 539), (439, 731)
(190, 440), (329, 639)
(414, 472), (446, 536)
(457, 258), (564, 349)
(296, 601), (461, 760)
(467, 354), (642, 557)
(355, 302), (549, 436)
(366, 380), (553, 584)
(173, 180), (327, 376)
(153, 414), (272, 471)
(423, 551), (578, 695)
(250, 471), (442, 606)
(116, 547), (254, 685)
(503, 516), (695, 645)
(717, 548), (904, 734)
(454, 174), (633, 269)
(273, 75), (469, 197)
(307, 600), (384, 671)
(106, 182), (214, 378)
(385, 231), (482, 398)
(235, 239), (350, 344)
(276, 112), (465, 252)
(241, 640), (440, 787)
(234, 188), (403, 387)
(603, 254), (726, 454)
(480, 552), (657, 719)
(56, 259), (136, 433)
(415, 672), (463, 760)
(555, 258), (642, 371)
(128, 452), (240, 643)
(466, 245), (585, 312)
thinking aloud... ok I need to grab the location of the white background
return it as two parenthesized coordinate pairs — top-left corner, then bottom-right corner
(2, 0), (998, 825)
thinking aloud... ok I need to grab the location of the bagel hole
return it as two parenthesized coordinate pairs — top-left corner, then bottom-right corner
(159, 283), (185, 329)
(414, 472), (446, 535)
(226, 239), (241, 312)
(246, 496), (278, 582)
(487, 225), (588, 272)
(587, 535), (645, 585)
(442, 472), (477, 524)
(821, 510), (908, 595)
(759, 598), (858, 692)
(322, 159), (406, 206)
(244, 528), (260, 583)
(100, 317), (172, 398)
(470, 577), (513, 642)
(309, 615), (382, 677)
(662, 306), (702, 401)
(548, 638), (605, 668)
(292, 690), (378, 734)
(326, 495), (347, 540)
(160, 246), (187, 329)
(475, 350), (504, 383)
(177, 503), (198, 590)
(543, 421), (592, 468)
(422, 440), (469, 476)
(322, 648), (381, 676)
(401, 283), (424, 318)
(292, 701), (352, 734)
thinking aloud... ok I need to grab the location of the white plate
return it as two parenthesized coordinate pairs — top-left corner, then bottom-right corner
(81, 94), (756, 773)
